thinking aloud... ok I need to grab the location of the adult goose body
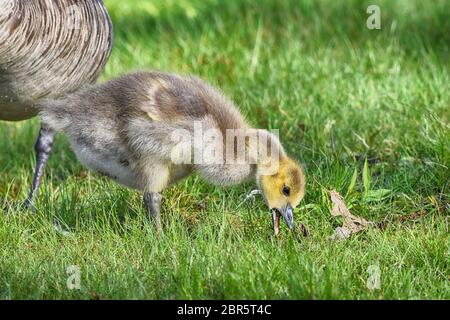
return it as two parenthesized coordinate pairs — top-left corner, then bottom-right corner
(0, 0), (113, 206)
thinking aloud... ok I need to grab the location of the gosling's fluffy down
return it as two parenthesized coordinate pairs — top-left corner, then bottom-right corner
(41, 72), (255, 190)
(40, 71), (305, 219)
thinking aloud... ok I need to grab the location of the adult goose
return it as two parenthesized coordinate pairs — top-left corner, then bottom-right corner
(0, 0), (113, 206)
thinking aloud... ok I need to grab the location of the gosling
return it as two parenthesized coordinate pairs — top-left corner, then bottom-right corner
(39, 71), (305, 234)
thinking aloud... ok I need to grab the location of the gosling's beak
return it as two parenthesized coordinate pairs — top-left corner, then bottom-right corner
(280, 204), (294, 229)
(271, 204), (294, 235)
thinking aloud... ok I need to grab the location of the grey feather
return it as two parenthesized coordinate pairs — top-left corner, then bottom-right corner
(0, 0), (113, 121)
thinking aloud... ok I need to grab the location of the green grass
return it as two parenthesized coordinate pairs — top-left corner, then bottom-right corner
(0, 0), (449, 299)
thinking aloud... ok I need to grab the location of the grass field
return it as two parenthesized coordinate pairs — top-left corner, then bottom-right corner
(0, 0), (449, 299)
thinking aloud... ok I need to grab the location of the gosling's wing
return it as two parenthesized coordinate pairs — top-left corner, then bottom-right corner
(126, 72), (210, 123)
(127, 72), (248, 130)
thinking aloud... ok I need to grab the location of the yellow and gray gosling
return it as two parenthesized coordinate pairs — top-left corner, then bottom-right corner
(39, 71), (305, 234)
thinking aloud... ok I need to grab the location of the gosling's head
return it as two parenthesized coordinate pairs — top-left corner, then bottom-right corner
(257, 156), (305, 234)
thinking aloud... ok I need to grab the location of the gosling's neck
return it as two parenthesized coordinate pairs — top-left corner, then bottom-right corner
(194, 128), (285, 187)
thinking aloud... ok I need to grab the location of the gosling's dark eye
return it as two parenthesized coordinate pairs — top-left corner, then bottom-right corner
(282, 186), (290, 196)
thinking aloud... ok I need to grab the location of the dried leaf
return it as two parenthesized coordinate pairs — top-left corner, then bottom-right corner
(333, 226), (352, 240)
(297, 222), (310, 237)
(329, 190), (371, 240)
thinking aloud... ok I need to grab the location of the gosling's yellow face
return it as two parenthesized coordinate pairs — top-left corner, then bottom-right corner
(258, 157), (305, 234)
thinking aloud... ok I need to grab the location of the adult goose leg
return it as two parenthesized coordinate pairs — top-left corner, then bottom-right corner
(24, 126), (55, 209)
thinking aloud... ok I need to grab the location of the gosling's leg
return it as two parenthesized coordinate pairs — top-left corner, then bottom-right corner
(24, 127), (55, 210)
(143, 192), (163, 233)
